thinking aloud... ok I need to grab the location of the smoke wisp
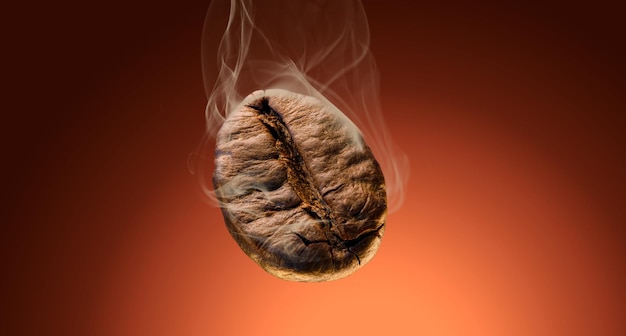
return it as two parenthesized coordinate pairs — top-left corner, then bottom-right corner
(194, 0), (408, 213)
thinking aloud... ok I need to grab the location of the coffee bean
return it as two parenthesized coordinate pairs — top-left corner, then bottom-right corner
(213, 89), (387, 281)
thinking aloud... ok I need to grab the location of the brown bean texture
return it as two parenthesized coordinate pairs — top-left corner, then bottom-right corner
(213, 89), (386, 282)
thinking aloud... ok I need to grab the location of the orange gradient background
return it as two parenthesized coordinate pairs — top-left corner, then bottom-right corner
(2, 1), (625, 335)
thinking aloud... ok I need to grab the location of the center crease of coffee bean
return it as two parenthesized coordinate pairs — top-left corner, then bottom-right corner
(248, 97), (370, 264)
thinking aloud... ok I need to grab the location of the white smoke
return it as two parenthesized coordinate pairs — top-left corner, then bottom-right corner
(193, 0), (408, 213)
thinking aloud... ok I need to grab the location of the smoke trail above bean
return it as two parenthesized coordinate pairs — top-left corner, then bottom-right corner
(198, 0), (408, 213)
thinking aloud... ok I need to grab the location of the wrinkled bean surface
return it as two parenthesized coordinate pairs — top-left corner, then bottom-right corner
(213, 89), (386, 281)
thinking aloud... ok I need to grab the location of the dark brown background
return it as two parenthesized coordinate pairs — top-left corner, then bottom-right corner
(2, 0), (625, 335)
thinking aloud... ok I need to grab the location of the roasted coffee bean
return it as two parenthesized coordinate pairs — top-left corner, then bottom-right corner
(213, 89), (386, 281)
